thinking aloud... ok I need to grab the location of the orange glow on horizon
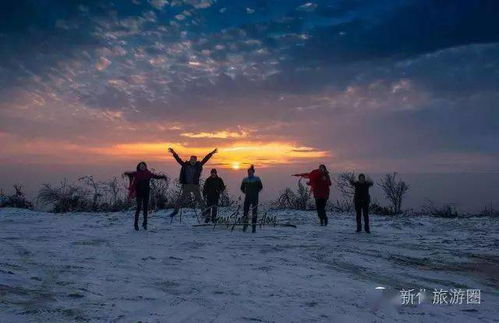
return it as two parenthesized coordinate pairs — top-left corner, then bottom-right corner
(93, 141), (329, 168)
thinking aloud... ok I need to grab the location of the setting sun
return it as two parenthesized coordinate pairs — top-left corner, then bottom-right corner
(231, 162), (241, 170)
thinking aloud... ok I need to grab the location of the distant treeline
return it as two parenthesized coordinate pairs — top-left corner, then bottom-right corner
(0, 172), (497, 218)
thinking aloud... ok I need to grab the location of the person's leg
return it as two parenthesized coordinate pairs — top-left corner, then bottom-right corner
(355, 201), (362, 232)
(192, 185), (206, 210)
(363, 202), (370, 233)
(135, 196), (142, 231)
(243, 199), (250, 232)
(203, 196), (218, 223)
(315, 198), (324, 225)
(211, 196), (219, 222)
(203, 207), (211, 223)
(318, 198), (328, 225)
(251, 202), (258, 233)
(142, 191), (149, 230)
(202, 195), (210, 222)
(322, 198), (329, 226)
(172, 185), (190, 216)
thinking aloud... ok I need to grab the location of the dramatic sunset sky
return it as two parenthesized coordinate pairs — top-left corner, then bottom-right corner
(1, 1), (498, 209)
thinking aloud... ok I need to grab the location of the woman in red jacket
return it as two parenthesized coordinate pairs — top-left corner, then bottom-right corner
(293, 164), (332, 226)
(124, 162), (167, 231)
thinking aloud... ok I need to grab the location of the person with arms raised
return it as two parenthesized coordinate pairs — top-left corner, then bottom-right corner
(293, 164), (332, 226)
(168, 147), (217, 217)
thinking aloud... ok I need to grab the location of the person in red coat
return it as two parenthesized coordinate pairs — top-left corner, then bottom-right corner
(124, 162), (167, 231)
(293, 164), (332, 226)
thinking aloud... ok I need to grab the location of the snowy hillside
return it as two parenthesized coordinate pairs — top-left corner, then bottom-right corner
(1, 208), (498, 322)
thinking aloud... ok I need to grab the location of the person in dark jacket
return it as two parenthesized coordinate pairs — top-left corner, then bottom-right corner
(349, 173), (373, 233)
(240, 165), (263, 233)
(293, 164), (332, 226)
(202, 168), (226, 223)
(124, 162), (167, 231)
(168, 147), (217, 216)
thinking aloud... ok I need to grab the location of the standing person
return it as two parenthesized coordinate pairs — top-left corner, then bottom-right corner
(168, 147), (217, 217)
(350, 174), (373, 233)
(293, 164), (332, 226)
(124, 162), (167, 231)
(240, 165), (263, 233)
(203, 169), (226, 223)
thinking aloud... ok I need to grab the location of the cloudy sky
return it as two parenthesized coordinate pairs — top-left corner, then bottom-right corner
(1, 0), (498, 204)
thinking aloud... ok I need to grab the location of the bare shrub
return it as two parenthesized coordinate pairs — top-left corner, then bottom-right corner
(100, 176), (133, 211)
(476, 205), (499, 218)
(0, 189), (5, 206)
(369, 202), (397, 215)
(38, 179), (90, 213)
(0, 185), (33, 209)
(219, 189), (237, 207)
(378, 172), (409, 214)
(149, 171), (170, 210)
(165, 179), (183, 208)
(79, 176), (103, 211)
(335, 172), (356, 199)
(272, 179), (312, 210)
(329, 199), (354, 212)
(420, 200), (458, 218)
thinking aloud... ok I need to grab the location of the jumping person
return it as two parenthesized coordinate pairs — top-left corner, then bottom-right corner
(202, 168), (226, 223)
(349, 174), (373, 233)
(168, 147), (217, 217)
(240, 165), (263, 233)
(124, 162), (167, 231)
(293, 164), (332, 226)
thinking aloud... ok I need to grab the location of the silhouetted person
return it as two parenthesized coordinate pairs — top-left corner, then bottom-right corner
(240, 165), (263, 233)
(293, 164), (332, 226)
(350, 173), (373, 233)
(168, 147), (217, 217)
(203, 168), (226, 223)
(124, 162), (167, 231)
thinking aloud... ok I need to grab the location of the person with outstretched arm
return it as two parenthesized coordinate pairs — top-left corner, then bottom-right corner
(203, 168), (226, 223)
(240, 165), (263, 233)
(349, 173), (373, 233)
(168, 147), (217, 217)
(124, 162), (167, 231)
(293, 164), (332, 226)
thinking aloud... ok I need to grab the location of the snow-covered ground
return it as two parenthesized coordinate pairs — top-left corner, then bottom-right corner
(1, 207), (498, 323)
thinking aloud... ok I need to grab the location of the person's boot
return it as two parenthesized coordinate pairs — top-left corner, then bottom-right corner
(356, 225), (362, 233)
(134, 214), (139, 231)
(365, 225), (370, 233)
(242, 215), (248, 232)
(142, 221), (147, 230)
(324, 216), (328, 226)
(320, 218), (324, 226)
(252, 225), (256, 233)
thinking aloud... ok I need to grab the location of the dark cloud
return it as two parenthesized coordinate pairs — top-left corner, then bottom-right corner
(0, 0), (498, 172)
(292, 0), (499, 64)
